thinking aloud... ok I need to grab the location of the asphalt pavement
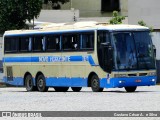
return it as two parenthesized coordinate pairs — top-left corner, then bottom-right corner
(0, 86), (160, 119)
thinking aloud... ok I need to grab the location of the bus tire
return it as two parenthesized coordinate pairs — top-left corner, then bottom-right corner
(91, 75), (103, 92)
(54, 87), (69, 92)
(37, 74), (48, 92)
(71, 87), (82, 92)
(25, 74), (37, 92)
(125, 86), (137, 92)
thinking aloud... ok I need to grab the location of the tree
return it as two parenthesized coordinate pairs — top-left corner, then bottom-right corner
(109, 11), (125, 24)
(44, 0), (69, 9)
(138, 20), (153, 32)
(0, 0), (42, 34)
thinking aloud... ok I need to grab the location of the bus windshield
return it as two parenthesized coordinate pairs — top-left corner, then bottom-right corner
(112, 31), (155, 70)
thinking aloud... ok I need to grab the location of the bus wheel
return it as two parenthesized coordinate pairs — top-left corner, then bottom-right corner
(37, 75), (48, 92)
(91, 75), (103, 92)
(71, 87), (82, 92)
(25, 74), (37, 91)
(125, 87), (137, 92)
(54, 87), (69, 92)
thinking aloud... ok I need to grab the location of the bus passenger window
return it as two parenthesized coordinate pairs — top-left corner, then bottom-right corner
(4, 37), (19, 53)
(19, 37), (30, 52)
(62, 34), (79, 50)
(33, 36), (44, 52)
(81, 33), (94, 50)
(46, 35), (60, 51)
(71, 37), (78, 49)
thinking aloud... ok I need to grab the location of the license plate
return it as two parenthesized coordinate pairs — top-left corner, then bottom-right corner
(135, 80), (141, 83)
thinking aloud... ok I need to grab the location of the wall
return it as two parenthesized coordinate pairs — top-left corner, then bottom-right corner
(128, 0), (160, 29)
(36, 10), (79, 23)
(43, 0), (128, 17)
(120, 0), (128, 16)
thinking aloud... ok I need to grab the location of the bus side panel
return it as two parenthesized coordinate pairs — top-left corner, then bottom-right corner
(3, 76), (23, 86)
(3, 54), (32, 86)
(46, 77), (87, 87)
(31, 53), (62, 86)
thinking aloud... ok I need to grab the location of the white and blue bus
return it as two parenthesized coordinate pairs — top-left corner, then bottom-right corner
(2, 22), (156, 92)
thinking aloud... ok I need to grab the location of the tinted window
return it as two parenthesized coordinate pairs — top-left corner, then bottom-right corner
(97, 31), (110, 49)
(5, 37), (19, 53)
(101, 0), (120, 12)
(81, 33), (94, 50)
(33, 36), (45, 52)
(19, 37), (31, 52)
(46, 35), (60, 51)
(63, 34), (80, 50)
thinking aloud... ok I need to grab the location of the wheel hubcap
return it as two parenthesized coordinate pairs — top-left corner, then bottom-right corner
(92, 79), (98, 88)
(38, 79), (44, 88)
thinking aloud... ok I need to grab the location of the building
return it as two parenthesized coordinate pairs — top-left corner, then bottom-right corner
(43, 0), (128, 17)
(37, 0), (128, 23)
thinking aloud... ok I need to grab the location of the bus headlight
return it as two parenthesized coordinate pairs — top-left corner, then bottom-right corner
(150, 79), (155, 82)
(119, 80), (125, 83)
(148, 72), (156, 76)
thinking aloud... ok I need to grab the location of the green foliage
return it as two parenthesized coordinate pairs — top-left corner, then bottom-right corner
(138, 20), (146, 26)
(0, 0), (42, 34)
(109, 11), (125, 24)
(44, 0), (69, 9)
(138, 20), (153, 32)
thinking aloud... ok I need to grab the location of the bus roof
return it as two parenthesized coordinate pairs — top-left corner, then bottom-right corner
(4, 21), (149, 36)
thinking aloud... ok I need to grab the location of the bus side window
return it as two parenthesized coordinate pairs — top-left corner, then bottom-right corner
(19, 37), (30, 52)
(62, 34), (80, 50)
(81, 32), (94, 50)
(33, 36), (44, 52)
(4, 37), (19, 53)
(46, 35), (60, 51)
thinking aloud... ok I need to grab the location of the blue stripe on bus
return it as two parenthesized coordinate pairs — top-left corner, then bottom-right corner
(46, 77), (88, 87)
(3, 55), (97, 66)
(88, 55), (95, 65)
(3, 77), (24, 86)
(3, 57), (32, 63)
(3, 77), (88, 87)
(3, 75), (156, 88)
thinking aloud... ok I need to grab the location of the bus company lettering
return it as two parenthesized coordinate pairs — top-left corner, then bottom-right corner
(39, 56), (71, 62)
(39, 56), (89, 62)
(39, 56), (48, 62)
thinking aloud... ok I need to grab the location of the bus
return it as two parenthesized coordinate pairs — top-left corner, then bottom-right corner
(2, 22), (156, 92)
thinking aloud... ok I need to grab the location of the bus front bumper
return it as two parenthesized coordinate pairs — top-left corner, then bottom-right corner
(100, 76), (156, 88)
